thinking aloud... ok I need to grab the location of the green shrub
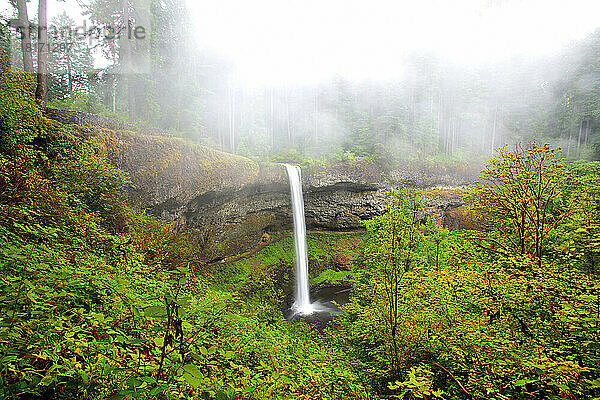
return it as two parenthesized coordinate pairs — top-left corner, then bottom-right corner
(47, 91), (111, 116)
(0, 55), (45, 155)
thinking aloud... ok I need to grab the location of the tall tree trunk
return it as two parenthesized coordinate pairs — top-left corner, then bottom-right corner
(450, 117), (454, 155)
(429, 90), (435, 136)
(584, 120), (591, 146)
(491, 106), (497, 154)
(482, 107), (489, 152)
(122, 0), (136, 122)
(577, 119), (583, 156)
(409, 85), (415, 133)
(229, 85), (235, 154)
(314, 89), (319, 146)
(263, 88), (269, 147)
(218, 107), (224, 150)
(445, 115), (452, 155)
(567, 104), (579, 158)
(285, 88), (291, 146)
(15, 0), (34, 76)
(35, 0), (48, 106)
(270, 88), (275, 151)
(67, 50), (73, 94)
(437, 91), (443, 152)
(112, 78), (116, 113)
(126, 64), (136, 124)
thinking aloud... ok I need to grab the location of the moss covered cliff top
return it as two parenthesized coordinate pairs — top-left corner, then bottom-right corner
(90, 128), (260, 209)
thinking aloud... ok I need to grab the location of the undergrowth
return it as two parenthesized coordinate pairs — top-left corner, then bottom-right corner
(0, 59), (368, 400)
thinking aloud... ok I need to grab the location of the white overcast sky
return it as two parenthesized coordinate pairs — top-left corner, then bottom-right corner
(2, 0), (600, 85)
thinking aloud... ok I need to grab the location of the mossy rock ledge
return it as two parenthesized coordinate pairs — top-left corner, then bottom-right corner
(177, 160), (479, 261)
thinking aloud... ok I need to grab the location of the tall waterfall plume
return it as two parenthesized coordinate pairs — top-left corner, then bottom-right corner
(281, 164), (314, 316)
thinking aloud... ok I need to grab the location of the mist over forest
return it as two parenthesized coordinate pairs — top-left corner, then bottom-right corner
(1, 1), (600, 399)
(1, 0), (599, 163)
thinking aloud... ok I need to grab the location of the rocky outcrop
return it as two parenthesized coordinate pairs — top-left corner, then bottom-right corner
(108, 154), (478, 261)
(91, 128), (260, 212)
(44, 108), (260, 213)
(173, 160), (478, 260)
(183, 181), (390, 261)
(180, 182), (472, 262)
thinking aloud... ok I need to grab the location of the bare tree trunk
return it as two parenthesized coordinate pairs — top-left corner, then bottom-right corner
(482, 107), (489, 152)
(285, 87), (292, 146)
(567, 104), (578, 158)
(450, 117), (454, 155)
(15, 0), (34, 76)
(429, 90), (434, 134)
(270, 88), (275, 151)
(567, 124), (573, 158)
(228, 85), (235, 154)
(122, 0), (136, 122)
(126, 66), (135, 124)
(112, 80), (116, 113)
(445, 115), (452, 155)
(437, 91), (443, 151)
(232, 90), (235, 153)
(314, 89), (318, 146)
(584, 120), (591, 146)
(35, 0), (48, 106)
(408, 86), (416, 147)
(454, 118), (460, 155)
(409, 85), (415, 133)
(264, 88), (269, 147)
(218, 107), (224, 150)
(577, 119), (583, 156)
(67, 50), (73, 94)
(491, 106), (497, 154)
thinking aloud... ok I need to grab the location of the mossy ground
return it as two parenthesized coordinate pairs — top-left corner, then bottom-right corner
(211, 232), (363, 296)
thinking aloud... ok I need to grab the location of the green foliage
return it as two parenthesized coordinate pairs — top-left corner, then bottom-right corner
(388, 364), (446, 399)
(467, 142), (569, 264)
(343, 188), (426, 379)
(423, 215), (451, 269)
(311, 269), (351, 286)
(48, 91), (111, 116)
(46, 127), (132, 231)
(0, 54), (44, 155)
(2, 57), (600, 400)
(0, 72), (368, 398)
(551, 160), (600, 274)
(340, 144), (600, 399)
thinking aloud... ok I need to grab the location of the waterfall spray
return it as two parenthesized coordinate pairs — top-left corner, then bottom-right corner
(281, 164), (314, 316)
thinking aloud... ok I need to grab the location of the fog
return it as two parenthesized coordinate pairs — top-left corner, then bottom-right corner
(2, 0), (599, 161)
(188, 0), (600, 85)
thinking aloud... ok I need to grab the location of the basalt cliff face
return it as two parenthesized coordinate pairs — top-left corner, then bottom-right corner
(168, 161), (478, 261)
(46, 109), (480, 261)
(182, 180), (388, 261)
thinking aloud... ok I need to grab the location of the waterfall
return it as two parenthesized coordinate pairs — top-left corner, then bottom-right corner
(281, 164), (314, 316)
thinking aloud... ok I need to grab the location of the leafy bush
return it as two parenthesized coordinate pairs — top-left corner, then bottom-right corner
(467, 142), (569, 265)
(48, 91), (112, 117)
(340, 144), (600, 399)
(0, 67), (369, 400)
(0, 55), (45, 155)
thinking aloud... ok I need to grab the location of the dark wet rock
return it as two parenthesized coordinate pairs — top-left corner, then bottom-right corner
(178, 182), (472, 261)
(134, 158), (475, 260)
(180, 182), (389, 261)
